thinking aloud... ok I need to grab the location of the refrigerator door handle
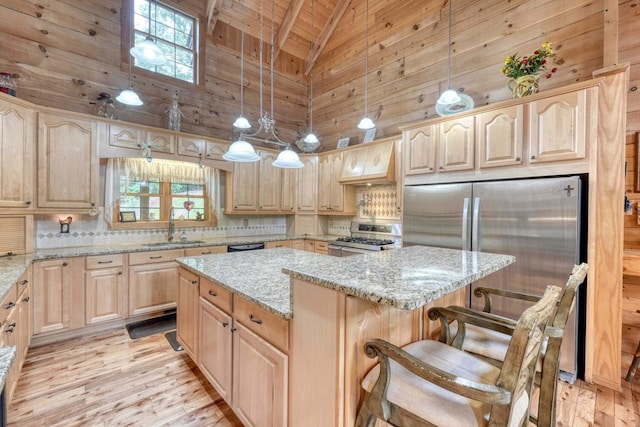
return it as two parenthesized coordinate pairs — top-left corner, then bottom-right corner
(472, 197), (480, 251)
(462, 197), (470, 250)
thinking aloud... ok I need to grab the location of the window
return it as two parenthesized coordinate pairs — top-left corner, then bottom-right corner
(132, 0), (198, 84)
(119, 178), (208, 223)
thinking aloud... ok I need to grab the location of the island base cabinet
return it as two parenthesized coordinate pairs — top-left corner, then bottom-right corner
(232, 322), (287, 427)
(199, 297), (233, 402)
(176, 268), (200, 362)
(290, 278), (422, 427)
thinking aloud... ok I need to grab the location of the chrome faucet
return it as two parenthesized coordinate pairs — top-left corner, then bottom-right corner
(168, 206), (175, 242)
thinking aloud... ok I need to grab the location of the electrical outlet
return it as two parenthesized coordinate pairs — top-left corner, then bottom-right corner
(243, 218), (249, 227)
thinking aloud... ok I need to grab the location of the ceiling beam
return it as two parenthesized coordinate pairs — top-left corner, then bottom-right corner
(274, 0), (305, 60)
(206, 0), (220, 35)
(305, 0), (352, 75)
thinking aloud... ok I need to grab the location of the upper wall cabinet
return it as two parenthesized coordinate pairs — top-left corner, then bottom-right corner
(177, 136), (228, 161)
(339, 140), (395, 184)
(404, 124), (436, 176)
(37, 112), (100, 209)
(318, 152), (355, 214)
(107, 123), (174, 154)
(477, 105), (524, 169)
(0, 96), (35, 209)
(438, 116), (475, 172)
(529, 89), (589, 163)
(297, 155), (318, 212)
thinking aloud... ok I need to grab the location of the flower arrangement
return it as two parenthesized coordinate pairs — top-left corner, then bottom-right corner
(501, 42), (557, 79)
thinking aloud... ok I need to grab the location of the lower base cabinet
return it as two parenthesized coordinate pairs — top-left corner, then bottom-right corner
(199, 297), (233, 401)
(232, 322), (288, 427)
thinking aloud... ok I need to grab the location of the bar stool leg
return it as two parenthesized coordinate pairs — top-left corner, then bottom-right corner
(625, 340), (640, 382)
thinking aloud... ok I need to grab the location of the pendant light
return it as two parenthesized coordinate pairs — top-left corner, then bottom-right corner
(232, 0), (251, 130)
(357, 0), (375, 130)
(116, 59), (143, 106)
(436, 0), (461, 105)
(130, 4), (167, 66)
(303, 0), (319, 145)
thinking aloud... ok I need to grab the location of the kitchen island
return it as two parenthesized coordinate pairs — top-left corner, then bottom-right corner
(176, 246), (514, 427)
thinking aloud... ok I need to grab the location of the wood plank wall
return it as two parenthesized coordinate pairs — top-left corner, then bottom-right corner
(0, 0), (635, 152)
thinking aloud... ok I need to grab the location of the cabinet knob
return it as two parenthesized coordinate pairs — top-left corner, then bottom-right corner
(249, 314), (263, 324)
(20, 280), (28, 286)
(150, 256), (162, 259)
(22, 296), (29, 302)
(62, 262), (68, 267)
(209, 290), (217, 297)
(25, 201), (31, 205)
(118, 271), (123, 275)
(191, 280), (198, 285)
(516, 157), (521, 161)
(231, 327), (237, 332)
(531, 155), (536, 160)
(439, 166), (444, 170)
(3, 302), (15, 310)
(429, 167), (433, 171)
(222, 321), (229, 327)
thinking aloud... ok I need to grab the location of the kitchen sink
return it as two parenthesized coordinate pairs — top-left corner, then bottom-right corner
(142, 240), (205, 247)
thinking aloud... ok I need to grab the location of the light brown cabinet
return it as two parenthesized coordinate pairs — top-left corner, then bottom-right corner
(314, 241), (328, 255)
(528, 89), (589, 163)
(227, 160), (260, 212)
(281, 168), (297, 212)
(258, 151), (281, 211)
(477, 105), (524, 168)
(0, 215), (33, 256)
(318, 152), (355, 214)
(297, 155), (318, 212)
(37, 112), (99, 209)
(108, 122), (175, 154)
(404, 124), (437, 175)
(85, 254), (126, 325)
(265, 240), (292, 249)
(183, 245), (228, 256)
(177, 268), (200, 362)
(177, 136), (228, 160)
(0, 96), (35, 209)
(128, 250), (181, 317)
(33, 257), (84, 335)
(339, 140), (396, 184)
(438, 115), (475, 172)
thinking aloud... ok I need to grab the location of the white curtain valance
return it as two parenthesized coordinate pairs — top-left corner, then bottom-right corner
(120, 157), (206, 185)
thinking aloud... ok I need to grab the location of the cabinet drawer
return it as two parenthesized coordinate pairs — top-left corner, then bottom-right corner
(314, 241), (328, 254)
(200, 277), (233, 314)
(0, 284), (17, 326)
(129, 249), (183, 265)
(265, 241), (291, 249)
(86, 254), (125, 270)
(184, 246), (227, 256)
(234, 296), (289, 352)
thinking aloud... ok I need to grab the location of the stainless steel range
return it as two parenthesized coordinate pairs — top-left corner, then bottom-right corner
(328, 221), (402, 257)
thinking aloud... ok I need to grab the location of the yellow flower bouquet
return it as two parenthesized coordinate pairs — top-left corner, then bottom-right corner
(501, 42), (557, 97)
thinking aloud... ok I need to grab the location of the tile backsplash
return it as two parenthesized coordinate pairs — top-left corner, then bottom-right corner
(36, 211), (287, 249)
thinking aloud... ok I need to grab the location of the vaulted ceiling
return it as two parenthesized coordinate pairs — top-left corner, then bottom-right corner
(206, 0), (347, 75)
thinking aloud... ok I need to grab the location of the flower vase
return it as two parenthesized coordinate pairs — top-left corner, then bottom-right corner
(509, 74), (539, 98)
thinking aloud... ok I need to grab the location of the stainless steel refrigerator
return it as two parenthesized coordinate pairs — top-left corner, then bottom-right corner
(403, 176), (583, 382)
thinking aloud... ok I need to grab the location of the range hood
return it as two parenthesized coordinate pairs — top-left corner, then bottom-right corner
(339, 141), (395, 185)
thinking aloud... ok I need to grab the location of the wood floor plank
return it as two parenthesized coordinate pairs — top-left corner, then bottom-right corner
(8, 326), (640, 426)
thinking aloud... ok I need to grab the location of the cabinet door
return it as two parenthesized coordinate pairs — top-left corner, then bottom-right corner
(199, 297), (233, 401)
(304, 240), (315, 252)
(404, 124), (436, 175)
(146, 130), (175, 154)
(108, 123), (145, 150)
(529, 89), (588, 163)
(438, 116), (475, 172)
(232, 322), (288, 427)
(281, 168), (296, 212)
(318, 154), (332, 211)
(341, 149), (367, 181)
(230, 161), (259, 211)
(17, 272), (32, 362)
(38, 112), (99, 209)
(297, 156), (318, 212)
(85, 267), (126, 324)
(292, 240), (304, 250)
(330, 153), (346, 211)
(33, 259), (72, 334)
(258, 151), (281, 211)
(265, 240), (292, 249)
(477, 105), (524, 168)
(0, 98), (35, 208)
(177, 268), (200, 362)
(177, 136), (205, 158)
(128, 262), (178, 316)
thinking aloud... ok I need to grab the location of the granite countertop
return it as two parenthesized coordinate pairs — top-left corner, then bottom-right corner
(0, 346), (16, 391)
(177, 246), (515, 318)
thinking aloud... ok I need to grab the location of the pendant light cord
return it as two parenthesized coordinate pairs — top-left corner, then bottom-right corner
(240, 0), (245, 116)
(270, 0), (275, 121)
(259, 0), (264, 118)
(447, 0), (452, 89)
(309, 0), (314, 132)
(364, 0), (369, 117)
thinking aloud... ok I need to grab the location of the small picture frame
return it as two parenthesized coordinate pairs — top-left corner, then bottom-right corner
(119, 211), (137, 223)
(363, 128), (377, 143)
(337, 137), (350, 149)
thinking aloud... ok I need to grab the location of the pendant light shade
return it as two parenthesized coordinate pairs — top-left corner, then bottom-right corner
(116, 87), (143, 106)
(272, 147), (304, 168)
(233, 116), (251, 129)
(358, 0), (375, 130)
(437, 0), (460, 105)
(223, 138), (260, 162)
(130, 36), (167, 66)
(304, 132), (319, 144)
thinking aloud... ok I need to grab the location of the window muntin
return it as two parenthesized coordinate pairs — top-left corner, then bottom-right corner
(132, 0), (197, 84)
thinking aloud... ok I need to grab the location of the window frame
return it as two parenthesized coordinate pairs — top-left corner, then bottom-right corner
(111, 179), (215, 231)
(121, 0), (206, 90)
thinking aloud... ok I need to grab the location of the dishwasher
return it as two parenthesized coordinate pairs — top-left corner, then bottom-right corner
(227, 242), (265, 252)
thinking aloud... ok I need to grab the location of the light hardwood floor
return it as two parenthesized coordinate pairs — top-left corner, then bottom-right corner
(7, 328), (640, 426)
